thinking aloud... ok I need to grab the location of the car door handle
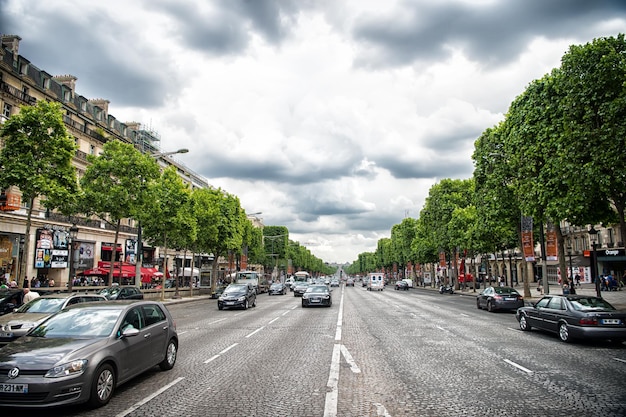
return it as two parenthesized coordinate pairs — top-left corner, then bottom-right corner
(144, 333), (151, 338)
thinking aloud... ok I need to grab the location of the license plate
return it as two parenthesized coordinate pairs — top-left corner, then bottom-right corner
(602, 319), (621, 325)
(0, 383), (28, 393)
(225, 301), (234, 305)
(505, 297), (516, 301)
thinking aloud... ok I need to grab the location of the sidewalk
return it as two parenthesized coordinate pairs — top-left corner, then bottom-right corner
(417, 283), (626, 310)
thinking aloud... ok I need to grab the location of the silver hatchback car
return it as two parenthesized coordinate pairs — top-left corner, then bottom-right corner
(0, 300), (178, 408)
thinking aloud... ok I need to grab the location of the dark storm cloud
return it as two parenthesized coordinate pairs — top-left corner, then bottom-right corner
(376, 154), (473, 180)
(352, 0), (626, 67)
(151, 0), (315, 55)
(2, 3), (175, 108)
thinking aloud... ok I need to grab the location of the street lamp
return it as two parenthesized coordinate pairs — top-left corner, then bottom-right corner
(67, 224), (79, 292)
(588, 226), (601, 297)
(135, 148), (190, 288)
(567, 243), (573, 284)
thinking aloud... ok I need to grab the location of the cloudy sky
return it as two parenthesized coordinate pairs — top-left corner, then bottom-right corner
(2, 0), (625, 264)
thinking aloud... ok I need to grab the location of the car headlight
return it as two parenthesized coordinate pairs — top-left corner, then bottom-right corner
(0, 324), (9, 332)
(21, 322), (36, 330)
(237, 296), (246, 302)
(45, 359), (88, 378)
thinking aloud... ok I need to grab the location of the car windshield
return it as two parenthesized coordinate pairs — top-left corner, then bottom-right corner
(494, 287), (519, 295)
(270, 284), (282, 288)
(29, 307), (123, 338)
(99, 287), (121, 296)
(306, 286), (329, 293)
(224, 284), (247, 293)
(16, 297), (65, 314)
(568, 297), (616, 311)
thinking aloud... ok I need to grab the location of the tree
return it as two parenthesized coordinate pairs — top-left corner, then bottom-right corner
(0, 101), (78, 284)
(142, 166), (192, 299)
(80, 140), (160, 285)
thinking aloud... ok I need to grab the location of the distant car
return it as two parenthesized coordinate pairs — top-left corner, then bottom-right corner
(302, 285), (332, 307)
(516, 295), (626, 343)
(293, 282), (310, 297)
(395, 281), (409, 290)
(268, 283), (287, 295)
(330, 280), (340, 287)
(218, 283), (257, 310)
(0, 293), (107, 345)
(362, 278), (369, 287)
(476, 286), (524, 312)
(98, 286), (144, 300)
(0, 300), (178, 408)
(346, 278), (355, 287)
(0, 289), (25, 315)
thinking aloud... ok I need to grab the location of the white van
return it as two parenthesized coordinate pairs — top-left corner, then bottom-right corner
(367, 273), (384, 291)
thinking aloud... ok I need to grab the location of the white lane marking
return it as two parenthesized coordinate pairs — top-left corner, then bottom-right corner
(268, 317), (280, 325)
(613, 357), (626, 364)
(324, 343), (342, 417)
(504, 359), (533, 374)
(208, 318), (228, 325)
(436, 325), (448, 332)
(373, 402), (393, 417)
(204, 343), (239, 364)
(282, 309), (291, 316)
(246, 326), (265, 338)
(335, 288), (345, 341)
(460, 313), (469, 317)
(177, 331), (188, 335)
(115, 377), (185, 417)
(340, 345), (361, 373)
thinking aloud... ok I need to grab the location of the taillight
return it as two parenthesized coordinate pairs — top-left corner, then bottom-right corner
(579, 317), (598, 326)
(494, 295), (502, 300)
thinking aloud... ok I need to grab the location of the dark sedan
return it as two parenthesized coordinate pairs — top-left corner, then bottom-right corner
(218, 283), (257, 310)
(0, 300), (178, 408)
(395, 281), (409, 291)
(476, 286), (524, 312)
(97, 286), (144, 300)
(302, 285), (332, 307)
(293, 282), (310, 297)
(268, 283), (287, 295)
(516, 295), (626, 343)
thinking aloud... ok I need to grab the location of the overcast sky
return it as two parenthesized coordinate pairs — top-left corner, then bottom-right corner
(2, 0), (625, 264)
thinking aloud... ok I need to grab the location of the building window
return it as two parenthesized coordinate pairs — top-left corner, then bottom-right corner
(19, 63), (28, 75)
(43, 78), (50, 89)
(2, 103), (11, 119)
(63, 90), (71, 101)
(90, 144), (95, 155)
(80, 101), (86, 111)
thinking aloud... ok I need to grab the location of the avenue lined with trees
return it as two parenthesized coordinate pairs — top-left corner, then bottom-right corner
(346, 34), (626, 297)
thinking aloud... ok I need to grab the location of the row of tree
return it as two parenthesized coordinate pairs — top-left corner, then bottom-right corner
(345, 34), (626, 297)
(0, 101), (332, 293)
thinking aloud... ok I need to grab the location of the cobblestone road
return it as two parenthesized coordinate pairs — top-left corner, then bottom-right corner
(2, 285), (625, 416)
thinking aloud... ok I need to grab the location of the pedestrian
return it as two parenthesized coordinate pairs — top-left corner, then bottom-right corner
(22, 277), (29, 288)
(48, 279), (55, 288)
(562, 280), (570, 295)
(23, 288), (40, 303)
(537, 278), (542, 293)
(575, 274), (581, 288)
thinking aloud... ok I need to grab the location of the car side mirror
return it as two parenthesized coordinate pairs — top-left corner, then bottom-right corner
(121, 327), (140, 338)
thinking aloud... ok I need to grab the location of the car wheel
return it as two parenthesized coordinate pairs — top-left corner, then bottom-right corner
(301, 301), (306, 308)
(89, 363), (115, 408)
(252, 298), (257, 307)
(519, 315), (531, 331)
(243, 300), (249, 310)
(476, 299), (481, 309)
(159, 339), (178, 371)
(218, 304), (223, 310)
(487, 301), (494, 312)
(558, 322), (571, 343)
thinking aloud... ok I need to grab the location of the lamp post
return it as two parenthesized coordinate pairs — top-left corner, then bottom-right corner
(508, 252), (513, 287)
(588, 226), (601, 297)
(67, 224), (79, 292)
(567, 244), (573, 284)
(135, 148), (190, 288)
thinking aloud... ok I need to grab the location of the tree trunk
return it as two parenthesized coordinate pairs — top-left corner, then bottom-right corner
(20, 196), (35, 287)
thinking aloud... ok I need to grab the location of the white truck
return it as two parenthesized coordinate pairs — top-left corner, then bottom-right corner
(367, 272), (385, 291)
(235, 270), (269, 294)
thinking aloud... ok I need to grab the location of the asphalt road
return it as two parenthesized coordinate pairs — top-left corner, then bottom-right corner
(3, 285), (626, 416)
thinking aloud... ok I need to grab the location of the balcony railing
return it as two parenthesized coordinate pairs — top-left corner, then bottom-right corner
(0, 81), (37, 105)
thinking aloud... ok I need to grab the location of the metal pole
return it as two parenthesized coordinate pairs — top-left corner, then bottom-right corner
(508, 252), (513, 287)
(567, 246), (573, 284)
(540, 222), (549, 295)
(135, 222), (142, 288)
(593, 243), (601, 298)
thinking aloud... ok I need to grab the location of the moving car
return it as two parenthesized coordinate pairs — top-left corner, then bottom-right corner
(97, 286), (144, 300)
(0, 293), (107, 345)
(0, 300), (178, 408)
(293, 282), (310, 297)
(268, 283), (287, 295)
(330, 279), (340, 287)
(516, 295), (626, 343)
(346, 278), (355, 287)
(476, 286), (524, 312)
(218, 283), (257, 310)
(302, 285), (332, 307)
(395, 280), (409, 290)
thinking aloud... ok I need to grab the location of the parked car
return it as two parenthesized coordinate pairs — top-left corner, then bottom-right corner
(218, 283), (257, 310)
(395, 280), (409, 291)
(0, 300), (178, 408)
(268, 283), (287, 295)
(346, 278), (355, 287)
(516, 295), (626, 343)
(293, 282), (310, 297)
(97, 286), (144, 300)
(302, 285), (332, 308)
(0, 293), (107, 346)
(476, 286), (524, 312)
(0, 289), (25, 315)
